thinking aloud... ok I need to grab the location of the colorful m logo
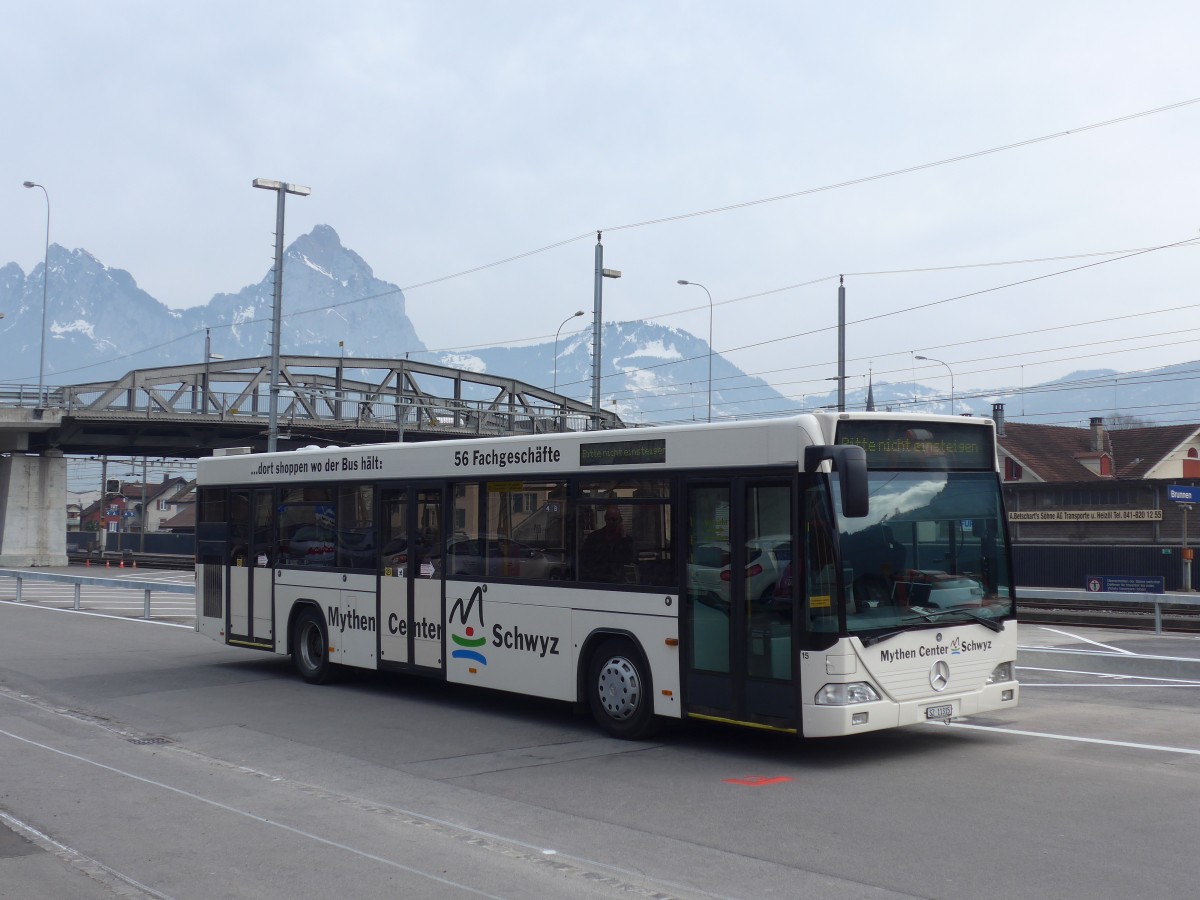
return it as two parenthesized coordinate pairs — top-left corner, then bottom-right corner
(449, 585), (488, 665)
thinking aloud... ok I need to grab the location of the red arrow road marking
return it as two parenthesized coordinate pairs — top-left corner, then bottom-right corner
(723, 776), (794, 787)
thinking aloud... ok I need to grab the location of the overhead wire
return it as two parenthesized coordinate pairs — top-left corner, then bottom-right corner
(603, 313), (1200, 407)
(552, 232), (1200, 398)
(628, 347), (1200, 422)
(8, 96), (1200, 383)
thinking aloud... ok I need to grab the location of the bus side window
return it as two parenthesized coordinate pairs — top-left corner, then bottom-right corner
(803, 487), (839, 631)
(229, 492), (250, 567)
(633, 501), (673, 586)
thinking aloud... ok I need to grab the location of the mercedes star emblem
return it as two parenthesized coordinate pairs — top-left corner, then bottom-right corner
(930, 660), (951, 692)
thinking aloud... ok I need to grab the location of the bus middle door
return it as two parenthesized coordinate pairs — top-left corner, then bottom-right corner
(685, 478), (796, 730)
(379, 486), (444, 671)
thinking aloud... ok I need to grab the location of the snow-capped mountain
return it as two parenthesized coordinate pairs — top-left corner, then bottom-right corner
(199, 225), (425, 361)
(0, 225), (425, 385)
(444, 320), (799, 425)
(0, 225), (1191, 425)
(0, 225), (800, 420)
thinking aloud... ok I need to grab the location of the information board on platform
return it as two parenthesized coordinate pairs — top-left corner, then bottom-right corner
(1086, 575), (1165, 594)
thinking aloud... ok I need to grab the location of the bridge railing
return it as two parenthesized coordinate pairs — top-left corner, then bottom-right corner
(0, 384), (65, 407)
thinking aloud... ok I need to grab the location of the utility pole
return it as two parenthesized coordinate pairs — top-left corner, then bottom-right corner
(252, 178), (311, 451)
(837, 275), (846, 412)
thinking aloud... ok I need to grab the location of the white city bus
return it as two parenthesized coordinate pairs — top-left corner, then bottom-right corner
(194, 412), (1018, 739)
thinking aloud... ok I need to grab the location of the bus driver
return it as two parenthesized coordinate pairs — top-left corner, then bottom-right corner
(580, 505), (635, 582)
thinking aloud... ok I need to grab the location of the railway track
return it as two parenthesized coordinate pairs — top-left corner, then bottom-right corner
(68, 552), (194, 571)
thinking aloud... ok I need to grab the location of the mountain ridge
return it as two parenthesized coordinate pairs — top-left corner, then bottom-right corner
(0, 225), (1191, 426)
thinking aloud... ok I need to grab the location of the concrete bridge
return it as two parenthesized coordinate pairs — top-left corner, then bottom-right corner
(1, 355), (620, 566)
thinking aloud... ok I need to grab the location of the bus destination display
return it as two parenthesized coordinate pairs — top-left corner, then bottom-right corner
(579, 439), (666, 467)
(836, 421), (993, 470)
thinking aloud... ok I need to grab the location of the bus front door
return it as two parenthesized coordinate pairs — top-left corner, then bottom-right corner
(685, 479), (796, 730)
(380, 486), (444, 672)
(226, 488), (275, 649)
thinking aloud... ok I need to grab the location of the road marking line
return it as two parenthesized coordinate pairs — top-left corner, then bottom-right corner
(0, 810), (177, 900)
(1017, 666), (1200, 684)
(941, 721), (1200, 756)
(0, 727), (506, 899)
(1021, 646), (1200, 664)
(1035, 626), (1135, 653)
(0, 601), (192, 628)
(1016, 683), (1200, 687)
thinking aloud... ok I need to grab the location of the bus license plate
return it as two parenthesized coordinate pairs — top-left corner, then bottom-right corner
(925, 704), (954, 720)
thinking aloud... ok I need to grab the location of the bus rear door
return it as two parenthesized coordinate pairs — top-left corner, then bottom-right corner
(227, 488), (275, 649)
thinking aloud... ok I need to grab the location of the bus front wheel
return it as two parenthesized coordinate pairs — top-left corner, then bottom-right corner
(587, 638), (658, 740)
(292, 606), (338, 684)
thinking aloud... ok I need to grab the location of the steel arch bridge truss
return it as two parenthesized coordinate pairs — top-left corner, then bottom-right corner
(63, 355), (620, 445)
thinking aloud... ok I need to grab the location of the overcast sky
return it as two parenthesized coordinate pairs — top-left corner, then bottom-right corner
(5, 1), (1199, 415)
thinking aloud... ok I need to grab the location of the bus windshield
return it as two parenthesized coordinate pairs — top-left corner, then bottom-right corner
(828, 471), (1014, 635)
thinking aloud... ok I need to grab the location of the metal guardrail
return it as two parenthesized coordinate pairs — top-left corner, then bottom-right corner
(1019, 587), (1200, 634)
(0, 568), (193, 619)
(5, 567), (1195, 632)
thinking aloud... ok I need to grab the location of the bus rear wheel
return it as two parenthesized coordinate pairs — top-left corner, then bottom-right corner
(292, 606), (338, 684)
(588, 638), (658, 740)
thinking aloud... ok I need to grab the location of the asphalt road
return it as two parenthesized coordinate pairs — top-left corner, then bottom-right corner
(1, 599), (1198, 899)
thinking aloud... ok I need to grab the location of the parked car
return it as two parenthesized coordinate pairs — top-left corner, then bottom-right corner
(336, 528), (378, 569)
(721, 535), (793, 600)
(688, 541), (731, 603)
(283, 525), (335, 566)
(444, 536), (566, 580)
(381, 535), (439, 577)
(895, 570), (986, 608)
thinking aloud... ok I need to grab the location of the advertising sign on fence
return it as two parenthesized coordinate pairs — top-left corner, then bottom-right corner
(1009, 509), (1162, 522)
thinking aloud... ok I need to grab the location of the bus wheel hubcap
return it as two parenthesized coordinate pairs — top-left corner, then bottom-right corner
(597, 656), (641, 720)
(302, 625), (322, 667)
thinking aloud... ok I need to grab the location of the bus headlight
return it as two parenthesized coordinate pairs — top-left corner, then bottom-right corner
(815, 682), (881, 705)
(986, 662), (1014, 684)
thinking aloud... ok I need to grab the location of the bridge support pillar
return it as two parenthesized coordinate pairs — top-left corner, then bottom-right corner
(0, 450), (68, 567)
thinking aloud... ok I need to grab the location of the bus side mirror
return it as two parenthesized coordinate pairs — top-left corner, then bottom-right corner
(805, 445), (869, 518)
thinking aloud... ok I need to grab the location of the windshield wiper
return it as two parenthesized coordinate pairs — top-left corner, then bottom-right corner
(906, 606), (1004, 633)
(861, 607), (1005, 647)
(861, 629), (908, 647)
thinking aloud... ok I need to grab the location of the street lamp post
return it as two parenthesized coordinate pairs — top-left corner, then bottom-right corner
(915, 355), (955, 411)
(590, 232), (621, 430)
(252, 178), (311, 452)
(553, 310), (584, 396)
(677, 279), (714, 423)
(22, 181), (50, 407)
